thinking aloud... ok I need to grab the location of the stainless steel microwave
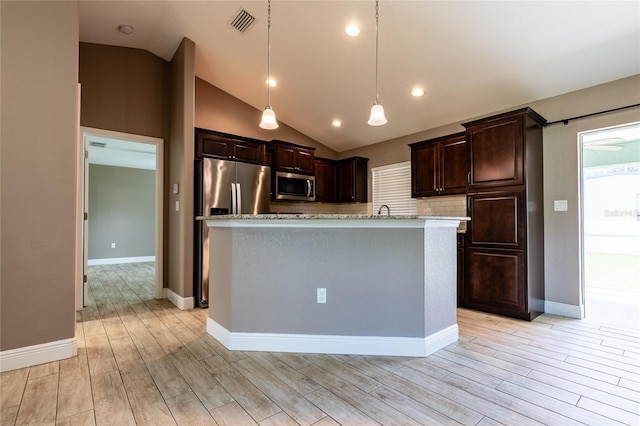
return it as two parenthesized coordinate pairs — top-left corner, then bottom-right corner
(275, 172), (315, 201)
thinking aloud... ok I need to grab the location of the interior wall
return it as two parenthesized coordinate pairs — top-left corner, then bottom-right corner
(341, 74), (640, 313)
(79, 42), (171, 286)
(1, 1), (78, 351)
(88, 165), (155, 260)
(79, 43), (171, 139)
(169, 38), (196, 299)
(195, 77), (338, 159)
(534, 77), (640, 311)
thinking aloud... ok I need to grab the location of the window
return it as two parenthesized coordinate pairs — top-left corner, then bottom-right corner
(371, 162), (416, 215)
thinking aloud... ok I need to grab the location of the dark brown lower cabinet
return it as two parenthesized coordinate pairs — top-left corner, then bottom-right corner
(465, 248), (529, 318)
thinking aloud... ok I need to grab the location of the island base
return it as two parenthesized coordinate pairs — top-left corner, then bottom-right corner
(204, 216), (462, 357)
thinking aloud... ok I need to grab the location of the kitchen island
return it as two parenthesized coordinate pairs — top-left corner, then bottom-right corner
(200, 214), (466, 357)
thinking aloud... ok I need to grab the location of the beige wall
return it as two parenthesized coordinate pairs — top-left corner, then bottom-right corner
(88, 165), (156, 259)
(1, 1), (79, 350)
(168, 38), (196, 299)
(79, 42), (172, 286)
(195, 78), (338, 159)
(534, 76), (640, 308)
(339, 75), (640, 312)
(79, 43), (171, 140)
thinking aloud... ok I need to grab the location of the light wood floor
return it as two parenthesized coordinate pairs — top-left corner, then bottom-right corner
(2, 262), (639, 425)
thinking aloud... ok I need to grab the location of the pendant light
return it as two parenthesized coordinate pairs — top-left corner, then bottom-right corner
(368, 0), (387, 126)
(259, 0), (279, 129)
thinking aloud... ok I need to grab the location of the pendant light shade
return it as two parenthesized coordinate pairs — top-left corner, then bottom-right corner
(259, 0), (278, 130)
(368, 103), (387, 126)
(368, 0), (386, 126)
(260, 106), (278, 129)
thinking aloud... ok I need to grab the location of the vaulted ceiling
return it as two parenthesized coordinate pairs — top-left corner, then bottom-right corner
(79, 1), (640, 152)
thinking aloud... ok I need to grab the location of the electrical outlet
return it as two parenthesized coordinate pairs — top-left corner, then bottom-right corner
(317, 288), (327, 304)
(553, 200), (568, 211)
(111, 243), (116, 248)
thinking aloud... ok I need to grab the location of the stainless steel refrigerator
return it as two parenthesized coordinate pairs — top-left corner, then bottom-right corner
(194, 157), (271, 307)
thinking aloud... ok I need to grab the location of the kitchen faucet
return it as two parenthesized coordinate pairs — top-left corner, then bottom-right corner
(377, 204), (390, 216)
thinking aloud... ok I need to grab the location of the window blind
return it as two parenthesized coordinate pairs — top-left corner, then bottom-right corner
(371, 162), (416, 215)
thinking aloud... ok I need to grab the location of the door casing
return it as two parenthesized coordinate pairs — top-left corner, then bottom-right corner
(76, 126), (164, 309)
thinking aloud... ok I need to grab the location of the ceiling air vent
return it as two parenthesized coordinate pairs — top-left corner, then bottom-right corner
(229, 8), (257, 33)
(89, 141), (107, 148)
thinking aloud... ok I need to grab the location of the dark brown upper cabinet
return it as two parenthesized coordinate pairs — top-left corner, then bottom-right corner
(272, 140), (315, 175)
(410, 132), (467, 197)
(314, 157), (337, 203)
(195, 128), (266, 165)
(337, 157), (368, 203)
(464, 108), (546, 189)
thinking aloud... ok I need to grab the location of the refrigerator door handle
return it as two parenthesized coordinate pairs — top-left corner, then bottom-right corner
(236, 183), (242, 213)
(231, 182), (237, 214)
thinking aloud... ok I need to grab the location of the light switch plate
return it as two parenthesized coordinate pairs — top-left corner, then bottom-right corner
(554, 200), (568, 211)
(173, 183), (179, 194)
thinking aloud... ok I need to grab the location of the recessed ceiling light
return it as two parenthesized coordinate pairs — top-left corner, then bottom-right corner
(331, 120), (343, 127)
(118, 25), (134, 35)
(345, 24), (360, 37)
(266, 78), (277, 87)
(411, 88), (425, 97)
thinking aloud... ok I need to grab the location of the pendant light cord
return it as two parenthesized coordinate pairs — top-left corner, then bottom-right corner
(267, 0), (272, 107)
(374, 0), (380, 105)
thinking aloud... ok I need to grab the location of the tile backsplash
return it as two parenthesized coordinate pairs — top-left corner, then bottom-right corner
(272, 197), (467, 232)
(270, 202), (370, 215)
(416, 194), (468, 232)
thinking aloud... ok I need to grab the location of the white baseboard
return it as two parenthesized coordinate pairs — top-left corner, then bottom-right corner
(0, 338), (77, 372)
(545, 301), (584, 319)
(88, 256), (155, 266)
(166, 288), (195, 310)
(207, 319), (458, 357)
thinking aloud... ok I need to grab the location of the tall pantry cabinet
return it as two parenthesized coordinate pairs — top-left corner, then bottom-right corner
(462, 108), (546, 320)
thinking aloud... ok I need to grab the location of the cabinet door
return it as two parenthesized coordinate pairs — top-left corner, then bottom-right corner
(411, 143), (439, 197)
(465, 248), (525, 314)
(469, 190), (524, 249)
(440, 137), (467, 194)
(338, 159), (355, 202)
(296, 148), (315, 175)
(275, 145), (297, 173)
(233, 140), (264, 164)
(314, 158), (336, 202)
(338, 157), (367, 203)
(468, 115), (523, 188)
(197, 134), (231, 159)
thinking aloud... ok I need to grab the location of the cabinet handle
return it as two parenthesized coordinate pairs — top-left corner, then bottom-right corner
(467, 172), (471, 185)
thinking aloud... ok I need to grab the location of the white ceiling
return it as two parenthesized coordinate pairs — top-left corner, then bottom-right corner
(79, 1), (640, 153)
(87, 136), (157, 170)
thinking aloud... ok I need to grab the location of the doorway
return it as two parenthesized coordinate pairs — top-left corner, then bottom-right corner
(580, 122), (640, 328)
(77, 127), (164, 309)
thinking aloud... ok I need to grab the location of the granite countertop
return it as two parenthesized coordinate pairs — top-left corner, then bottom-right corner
(198, 214), (470, 221)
